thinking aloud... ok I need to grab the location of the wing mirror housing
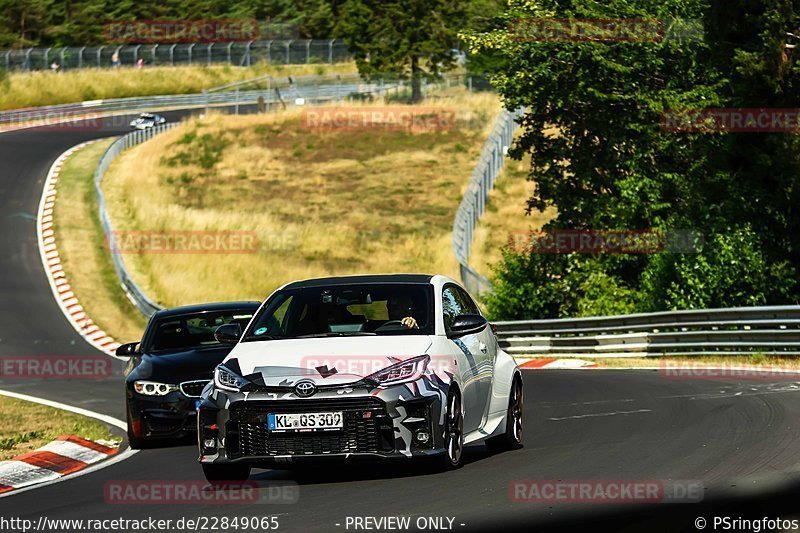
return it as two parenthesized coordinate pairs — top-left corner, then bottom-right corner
(447, 314), (488, 338)
(214, 324), (242, 344)
(116, 342), (140, 357)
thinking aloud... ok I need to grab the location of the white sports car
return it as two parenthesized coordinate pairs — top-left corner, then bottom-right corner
(197, 274), (523, 480)
(129, 113), (167, 130)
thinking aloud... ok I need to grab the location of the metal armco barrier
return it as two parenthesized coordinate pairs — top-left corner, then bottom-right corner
(452, 107), (525, 295)
(2, 39), (352, 71)
(493, 306), (800, 357)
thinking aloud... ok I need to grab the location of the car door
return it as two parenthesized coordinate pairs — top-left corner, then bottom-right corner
(454, 287), (495, 428)
(442, 284), (483, 432)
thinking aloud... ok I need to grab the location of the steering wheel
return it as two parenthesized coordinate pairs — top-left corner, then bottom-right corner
(374, 319), (406, 332)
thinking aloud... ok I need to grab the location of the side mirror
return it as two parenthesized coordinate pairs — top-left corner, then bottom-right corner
(116, 342), (140, 357)
(447, 314), (488, 338)
(214, 324), (242, 344)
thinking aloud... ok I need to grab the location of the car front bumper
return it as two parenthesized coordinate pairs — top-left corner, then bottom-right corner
(198, 378), (451, 465)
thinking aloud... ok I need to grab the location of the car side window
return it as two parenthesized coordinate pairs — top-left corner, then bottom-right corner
(455, 287), (480, 316)
(442, 286), (465, 332)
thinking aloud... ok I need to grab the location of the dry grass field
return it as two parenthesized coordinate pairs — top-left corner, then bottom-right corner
(0, 62), (357, 111)
(102, 89), (502, 307)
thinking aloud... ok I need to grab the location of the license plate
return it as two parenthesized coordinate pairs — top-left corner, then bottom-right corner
(267, 411), (343, 432)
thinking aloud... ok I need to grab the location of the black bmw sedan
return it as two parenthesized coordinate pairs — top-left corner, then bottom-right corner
(118, 301), (260, 448)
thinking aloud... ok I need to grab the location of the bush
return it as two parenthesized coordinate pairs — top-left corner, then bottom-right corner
(638, 226), (798, 311)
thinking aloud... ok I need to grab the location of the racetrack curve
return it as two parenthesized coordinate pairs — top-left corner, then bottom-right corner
(2, 111), (800, 532)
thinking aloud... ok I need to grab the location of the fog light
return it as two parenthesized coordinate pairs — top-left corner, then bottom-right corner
(203, 438), (216, 449)
(415, 429), (430, 444)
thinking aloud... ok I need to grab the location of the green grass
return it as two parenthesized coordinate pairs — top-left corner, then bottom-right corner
(0, 396), (117, 460)
(53, 139), (148, 344)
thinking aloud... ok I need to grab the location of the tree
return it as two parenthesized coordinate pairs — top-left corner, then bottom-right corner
(464, 0), (800, 319)
(336, 0), (466, 101)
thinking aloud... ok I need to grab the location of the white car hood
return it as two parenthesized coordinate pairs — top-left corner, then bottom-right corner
(225, 336), (434, 386)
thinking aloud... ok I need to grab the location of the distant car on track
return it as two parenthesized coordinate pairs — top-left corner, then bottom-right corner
(197, 275), (523, 481)
(129, 113), (167, 130)
(118, 301), (260, 448)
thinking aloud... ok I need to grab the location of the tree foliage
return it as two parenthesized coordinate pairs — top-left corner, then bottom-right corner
(464, 0), (800, 318)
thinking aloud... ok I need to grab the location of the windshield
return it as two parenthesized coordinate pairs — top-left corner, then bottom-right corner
(145, 310), (254, 353)
(244, 283), (434, 340)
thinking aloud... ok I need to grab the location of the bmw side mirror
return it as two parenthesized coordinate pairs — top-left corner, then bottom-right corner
(116, 342), (140, 357)
(215, 324), (242, 344)
(447, 314), (488, 338)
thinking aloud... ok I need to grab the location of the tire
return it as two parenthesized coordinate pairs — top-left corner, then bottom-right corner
(202, 463), (251, 483)
(126, 412), (145, 450)
(438, 389), (464, 470)
(486, 374), (524, 452)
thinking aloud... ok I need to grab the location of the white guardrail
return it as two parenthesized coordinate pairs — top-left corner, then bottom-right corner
(452, 107), (525, 295)
(493, 306), (800, 358)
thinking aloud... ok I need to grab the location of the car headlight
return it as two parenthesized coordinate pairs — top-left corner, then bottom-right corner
(134, 380), (178, 396)
(214, 365), (252, 392)
(366, 354), (430, 386)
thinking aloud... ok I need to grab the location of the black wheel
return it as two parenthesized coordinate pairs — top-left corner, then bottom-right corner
(202, 463), (251, 483)
(486, 374), (523, 452)
(126, 412), (145, 450)
(438, 389), (464, 470)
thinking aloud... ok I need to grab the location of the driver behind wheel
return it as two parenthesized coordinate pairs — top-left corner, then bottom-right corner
(387, 295), (418, 329)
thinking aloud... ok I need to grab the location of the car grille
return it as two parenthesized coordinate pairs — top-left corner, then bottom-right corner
(227, 398), (390, 457)
(180, 380), (210, 398)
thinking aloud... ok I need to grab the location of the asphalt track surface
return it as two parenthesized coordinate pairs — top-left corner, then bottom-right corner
(2, 110), (800, 532)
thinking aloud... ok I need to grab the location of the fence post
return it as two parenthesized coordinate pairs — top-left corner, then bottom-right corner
(78, 46), (85, 68)
(188, 43), (195, 65)
(60, 48), (66, 69)
(208, 43), (213, 65)
(133, 44), (140, 65)
(4, 50), (9, 70)
(285, 40), (292, 64)
(44, 47), (51, 68)
(169, 44), (177, 66)
(328, 39), (335, 64)
(227, 43), (233, 65)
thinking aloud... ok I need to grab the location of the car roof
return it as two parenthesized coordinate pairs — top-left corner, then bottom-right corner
(283, 274), (434, 289)
(152, 301), (260, 319)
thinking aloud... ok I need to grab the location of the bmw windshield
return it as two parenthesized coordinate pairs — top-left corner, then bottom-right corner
(243, 283), (435, 340)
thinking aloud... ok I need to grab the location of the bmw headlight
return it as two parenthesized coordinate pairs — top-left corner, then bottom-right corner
(366, 354), (430, 386)
(134, 380), (178, 396)
(214, 365), (252, 392)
